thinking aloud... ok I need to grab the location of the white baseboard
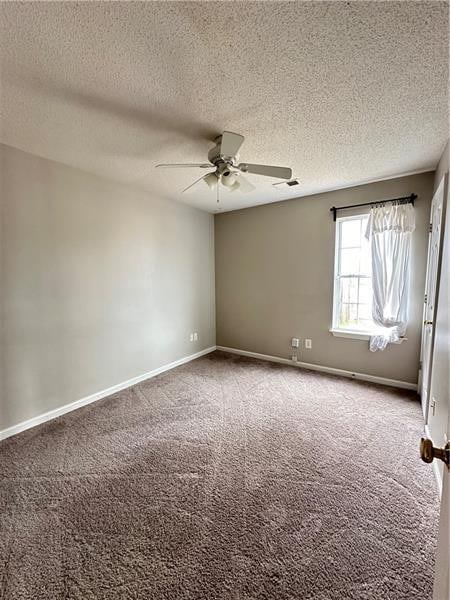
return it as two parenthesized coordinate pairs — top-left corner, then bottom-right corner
(216, 346), (418, 391)
(0, 344), (418, 443)
(424, 424), (443, 498)
(0, 346), (216, 442)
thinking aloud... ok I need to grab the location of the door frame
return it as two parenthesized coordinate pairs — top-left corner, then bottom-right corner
(419, 176), (446, 422)
(429, 169), (449, 600)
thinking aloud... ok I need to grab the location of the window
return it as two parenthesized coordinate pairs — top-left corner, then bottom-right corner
(331, 214), (382, 338)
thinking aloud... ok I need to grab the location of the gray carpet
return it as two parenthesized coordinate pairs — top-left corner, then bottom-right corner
(0, 351), (439, 599)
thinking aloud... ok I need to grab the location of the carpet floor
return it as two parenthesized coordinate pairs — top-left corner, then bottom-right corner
(0, 351), (439, 599)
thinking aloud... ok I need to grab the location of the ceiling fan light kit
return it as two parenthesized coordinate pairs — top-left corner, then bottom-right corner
(203, 172), (218, 190)
(156, 131), (293, 201)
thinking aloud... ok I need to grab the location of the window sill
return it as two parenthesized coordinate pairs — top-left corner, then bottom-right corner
(330, 328), (371, 340)
(329, 329), (407, 343)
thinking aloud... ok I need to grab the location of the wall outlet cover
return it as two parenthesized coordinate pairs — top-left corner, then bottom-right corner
(291, 337), (300, 348)
(305, 339), (312, 349)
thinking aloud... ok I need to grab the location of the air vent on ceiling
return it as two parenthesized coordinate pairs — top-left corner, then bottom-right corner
(273, 178), (300, 190)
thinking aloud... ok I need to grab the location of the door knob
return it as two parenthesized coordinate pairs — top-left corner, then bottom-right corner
(420, 438), (450, 467)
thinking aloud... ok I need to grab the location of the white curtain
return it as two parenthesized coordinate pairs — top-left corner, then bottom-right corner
(365, 203), (416, 351)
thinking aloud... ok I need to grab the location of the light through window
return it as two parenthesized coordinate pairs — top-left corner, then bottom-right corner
(332, 214), (379, 333)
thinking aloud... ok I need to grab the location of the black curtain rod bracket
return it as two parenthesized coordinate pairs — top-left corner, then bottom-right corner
(330, 193), (417, 221)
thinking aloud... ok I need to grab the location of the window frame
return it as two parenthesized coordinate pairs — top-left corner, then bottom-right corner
(331, 213), (375, 341)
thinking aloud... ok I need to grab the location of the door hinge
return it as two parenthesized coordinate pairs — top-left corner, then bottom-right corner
(430, 397), (437, 417)
(424, 294), (427, 303)
(429, 223), (433, 233)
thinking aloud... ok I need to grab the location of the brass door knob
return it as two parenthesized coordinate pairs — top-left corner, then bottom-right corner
(420, 438), (450, 466)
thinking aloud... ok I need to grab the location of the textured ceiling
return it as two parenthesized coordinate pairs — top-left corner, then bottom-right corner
(0, 1), (448, 213)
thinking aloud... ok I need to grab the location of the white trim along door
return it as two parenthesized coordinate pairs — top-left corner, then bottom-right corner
(419, 177), (445, 421)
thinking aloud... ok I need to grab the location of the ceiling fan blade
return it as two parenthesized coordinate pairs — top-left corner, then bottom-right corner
(156, 163), (213, 169)
(182, 175), (209, 193)
(220, 131), (245, 158)
(237, 174), (256, 193)
(237, 163), (292, 180)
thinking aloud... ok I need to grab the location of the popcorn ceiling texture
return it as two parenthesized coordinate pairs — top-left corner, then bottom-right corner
(0, 1), (448, 212)
(0, 352), (439, 599)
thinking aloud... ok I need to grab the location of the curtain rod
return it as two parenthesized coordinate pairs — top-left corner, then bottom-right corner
(330, 193), (417, 222)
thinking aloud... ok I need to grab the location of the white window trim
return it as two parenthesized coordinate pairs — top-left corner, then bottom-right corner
(332, 214), (373, 337)
(331, 213), (406, 343)
(329, 328), (371, 341)
(329, 328), (406, 342)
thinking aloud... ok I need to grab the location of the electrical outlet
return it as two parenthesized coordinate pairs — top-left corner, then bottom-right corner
(190, 333), (194, 342)
(291, 337), (300, 348)
(193, 332), (198, 341)
(291, 354), (298, 362)
(305, 339), (312, 349)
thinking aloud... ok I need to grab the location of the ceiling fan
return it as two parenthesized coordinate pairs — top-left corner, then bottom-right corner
(156, 131), (292, 197)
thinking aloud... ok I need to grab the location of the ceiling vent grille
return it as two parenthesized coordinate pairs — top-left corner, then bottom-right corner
(273, 178), (300, 190)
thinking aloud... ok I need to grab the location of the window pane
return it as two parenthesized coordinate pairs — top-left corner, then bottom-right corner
(340, 248), (361, 275)
(339, 302), (350, 327)
(360, 236), (371, 276)
(340, 219), (362, 248)
(334, 215), (376, 333)
(358, 304), (371, 320)
(359, 318), (373, 327)
(348, 304), (358, 325)
(339, 302), (359, 327)
(359, 278), (371, 304)
(340, 277), (358, 304)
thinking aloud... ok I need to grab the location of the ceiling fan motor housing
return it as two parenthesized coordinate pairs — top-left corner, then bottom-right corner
(217, 162), (234, 177)
(208, 137), (238, 167)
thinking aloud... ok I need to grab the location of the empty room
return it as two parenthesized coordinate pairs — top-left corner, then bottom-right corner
(1, 1), (449, 599)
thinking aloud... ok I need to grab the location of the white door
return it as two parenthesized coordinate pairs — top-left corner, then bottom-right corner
(420, 172), (449, 600)
(419, 177), (445, 421)
(429, 182), (449, 599)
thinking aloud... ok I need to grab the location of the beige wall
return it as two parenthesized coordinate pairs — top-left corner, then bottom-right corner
(215, 172), (434, 384)
(0, 144), (215, 431)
